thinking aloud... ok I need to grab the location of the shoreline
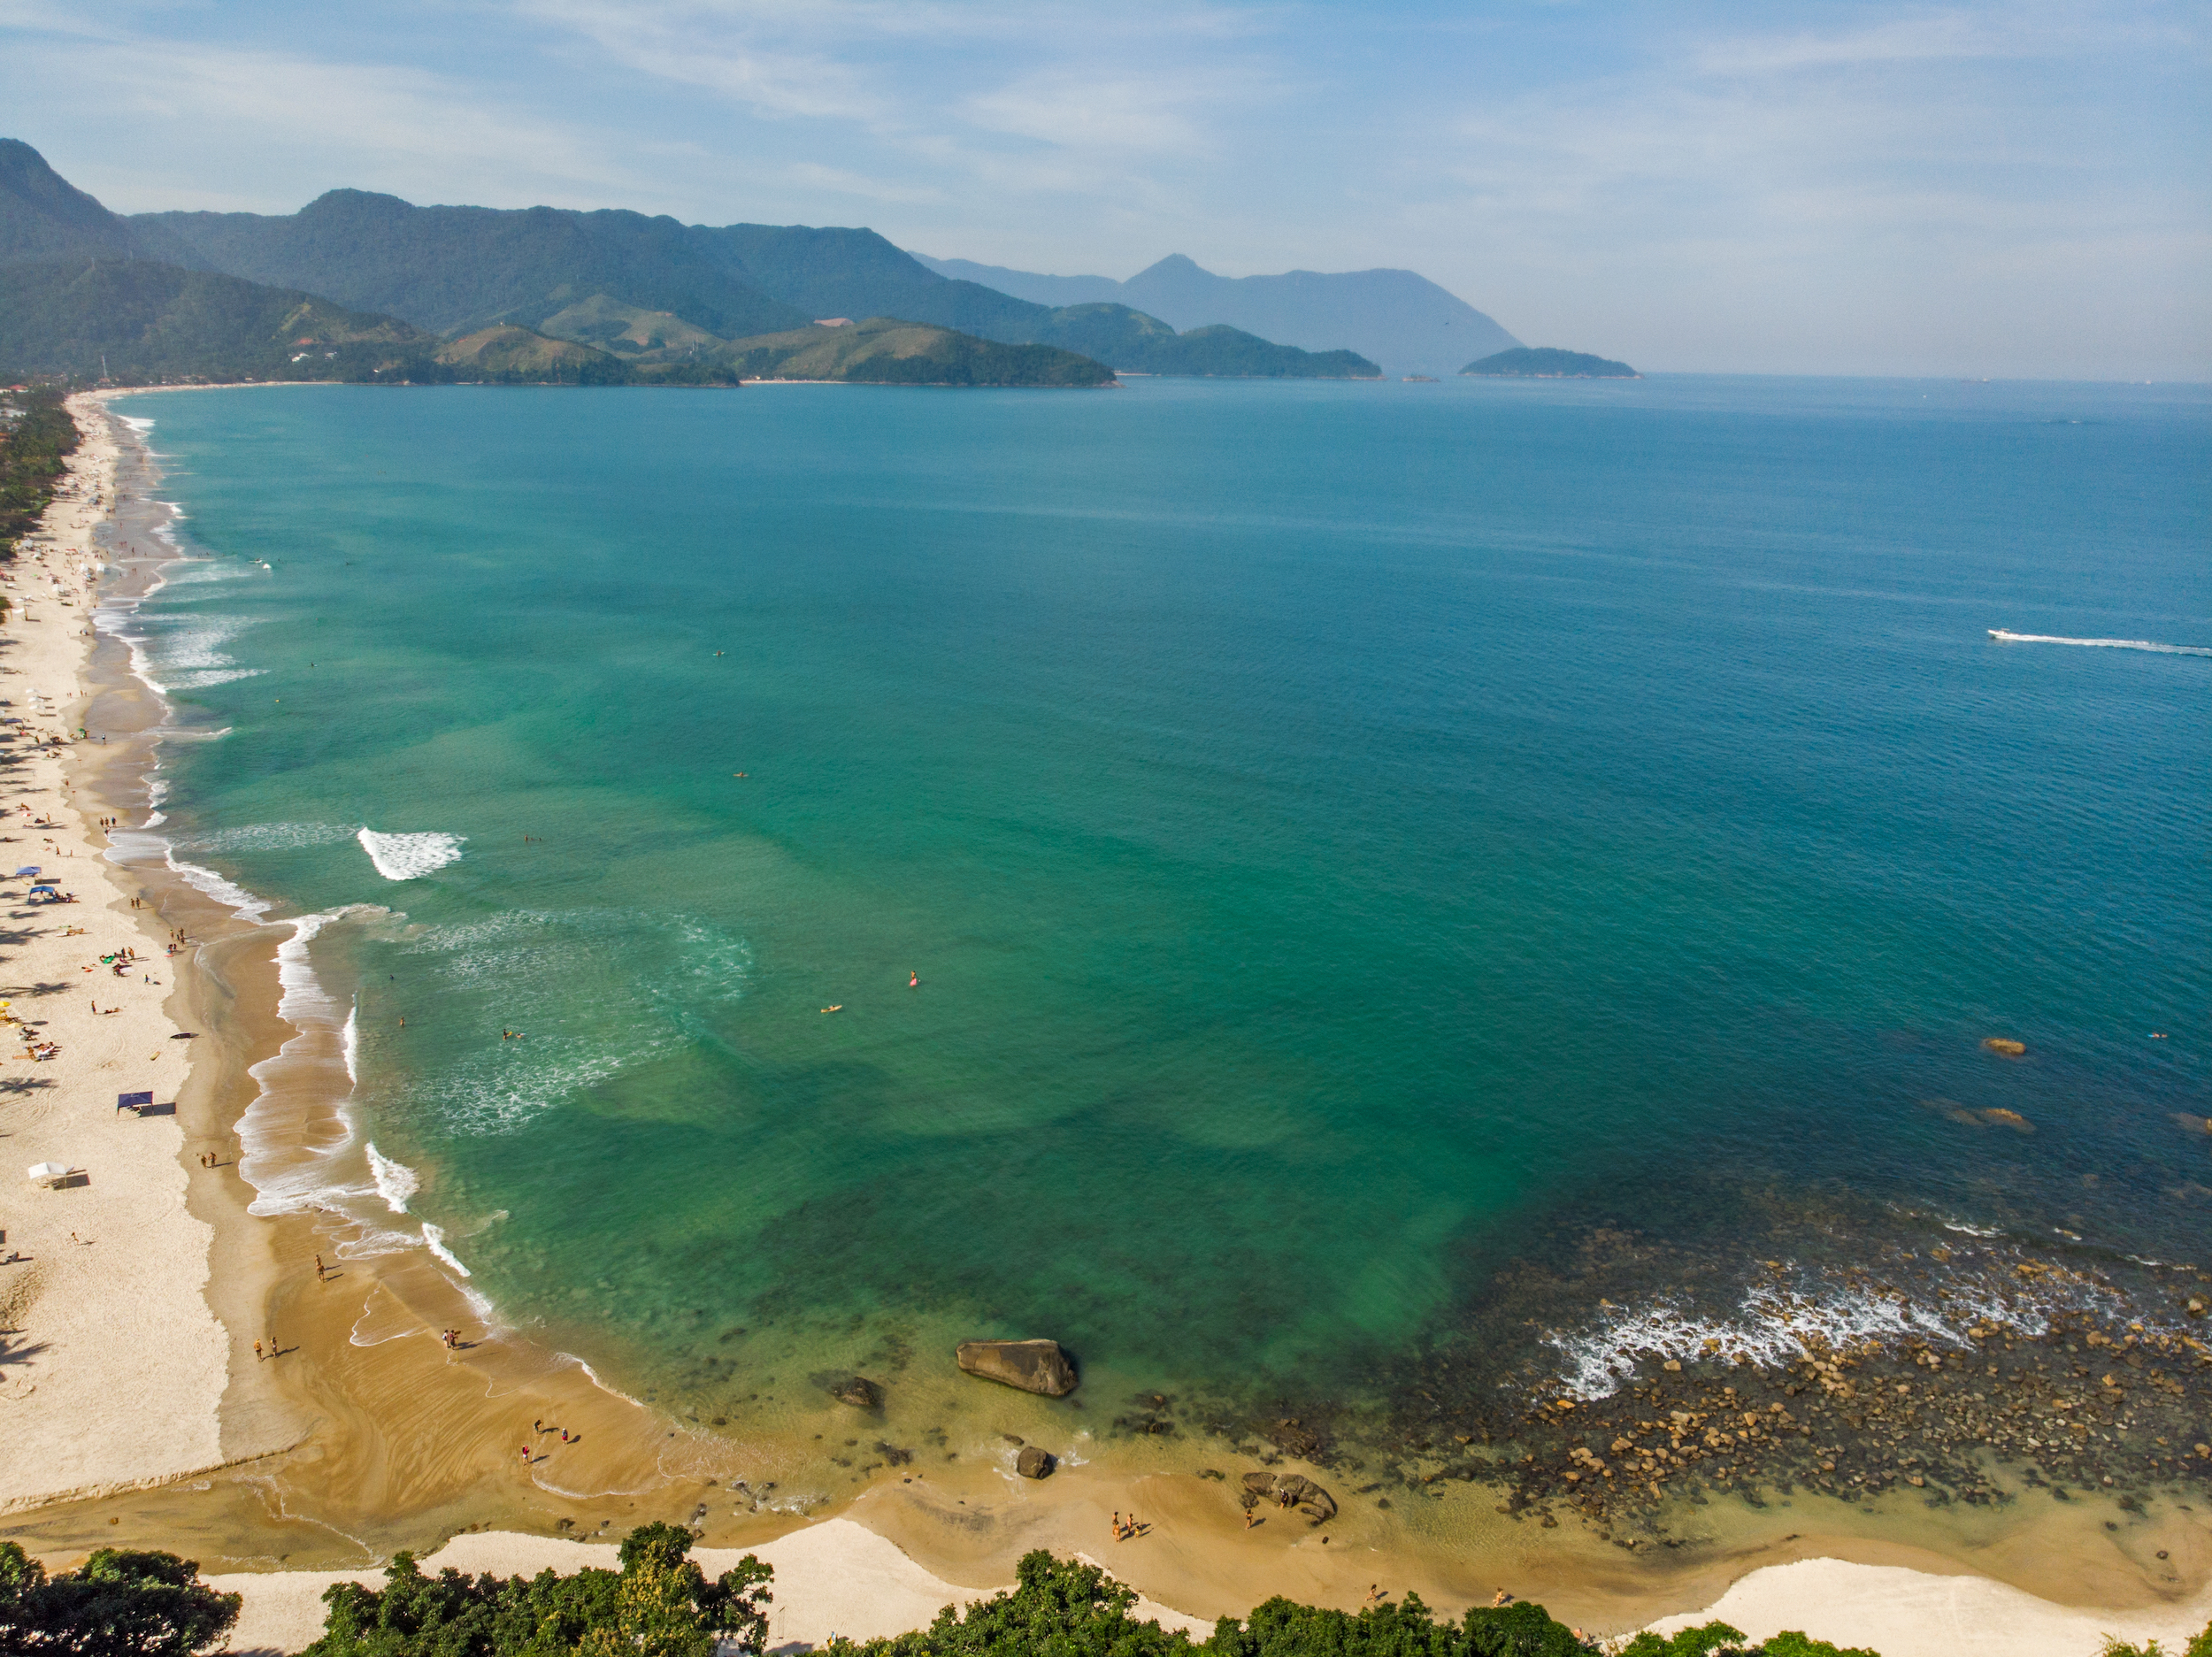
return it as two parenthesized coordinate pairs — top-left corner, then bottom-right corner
(1, 390), (2205, 1654)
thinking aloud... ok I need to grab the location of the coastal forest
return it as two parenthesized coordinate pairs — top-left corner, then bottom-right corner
(13, 1526), (2068, 1657)
(0, 382), (78, 556)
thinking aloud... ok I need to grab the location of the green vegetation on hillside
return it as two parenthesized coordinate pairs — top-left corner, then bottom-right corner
(0, 141), (1419, 385)
(434, 325), (638, 385)
(0, 384), (78, 556)
(701, 318), (1115, 386)
(536, 295), (728, 356)
(0, 1540), (241, 1656)
(135, 190), (810, 341)
(0, 258), (436, 383)
(1462, 347), (1638, 379)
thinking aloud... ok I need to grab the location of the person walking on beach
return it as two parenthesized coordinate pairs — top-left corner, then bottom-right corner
(253, 1341), (263, 1362)
(314, 1254), (326, 1283)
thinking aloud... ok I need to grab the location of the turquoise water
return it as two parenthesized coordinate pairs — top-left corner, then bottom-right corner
(111, 378), (2209, 1429)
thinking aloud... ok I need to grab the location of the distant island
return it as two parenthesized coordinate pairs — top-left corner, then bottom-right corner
(1462, 347), (1638, 379)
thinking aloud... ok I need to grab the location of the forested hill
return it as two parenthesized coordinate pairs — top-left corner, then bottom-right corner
(0, 138), (204, 269)
(917, 251), (1518, 377)
(134, 196), (1378, 378)
(703, 318), (1115, 386)
(134, 191), (812, 341)
(1463, 346), (1638, 379)
(2, 139), (1378, 380)
(0, 259), (439, 382)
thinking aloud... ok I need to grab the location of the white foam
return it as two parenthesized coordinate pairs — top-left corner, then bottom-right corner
(1543, 1260), (2137, 1400)
(119, 416), (154, 433)
(422, 1223), (472, 1277)
(235, 913), (355, 1217)
(186, 821), (357, 853)
(103, 834), (275, 921)
(337, 1225), (425, 1262)
(1988, 628), (2211, 657)
(358, 828), (466, 880)
(341, 1002), (359, 1086)
(366, 1141), (417, 1213)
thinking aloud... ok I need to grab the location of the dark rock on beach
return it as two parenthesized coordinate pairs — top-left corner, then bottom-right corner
(1242, 1471), (1337, 1524)
(956, 1339), (1079, 1396)
(827, 1375), (882, 1409)
(1016, 1445), (1056, 1478)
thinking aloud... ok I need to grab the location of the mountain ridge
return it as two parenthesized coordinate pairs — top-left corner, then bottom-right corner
(913, 251), (1518, 377)
(1, 139), (1384, 383)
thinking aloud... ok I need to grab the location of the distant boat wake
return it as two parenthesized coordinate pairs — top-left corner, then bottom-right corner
(1987, 628), (2211, 657)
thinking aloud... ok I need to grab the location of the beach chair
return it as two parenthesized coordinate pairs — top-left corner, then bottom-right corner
(27, 1162), (72, 1188)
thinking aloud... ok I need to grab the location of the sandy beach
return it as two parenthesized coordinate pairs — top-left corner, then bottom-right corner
(0, 402), (232, 1509)
(0, 393), (2204, 1657)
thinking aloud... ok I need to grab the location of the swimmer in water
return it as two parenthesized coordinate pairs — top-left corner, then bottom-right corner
(909, 971), (918, 988)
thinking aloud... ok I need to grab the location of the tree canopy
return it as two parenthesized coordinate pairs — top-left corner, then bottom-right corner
(0, 1542), (242, 1657)
(301, 1523), (772, 1657)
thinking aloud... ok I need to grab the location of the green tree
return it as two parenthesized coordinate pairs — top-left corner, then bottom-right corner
(0, 1541), (242, 1656)
(2100, 1621), (2212, 1657)
(1620, 1627), (1878, 1657)
(827, 1550), (1192, 1657)
(303, 1524), (770, 1657)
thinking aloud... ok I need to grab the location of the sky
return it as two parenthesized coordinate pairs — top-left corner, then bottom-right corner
(2, 0), (2207, 378)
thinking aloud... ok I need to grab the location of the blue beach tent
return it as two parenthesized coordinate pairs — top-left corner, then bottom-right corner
(117, 1091), (153, 1113)
(12, 867), (38, 878)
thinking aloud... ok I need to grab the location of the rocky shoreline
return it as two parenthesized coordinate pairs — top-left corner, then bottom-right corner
(1087, 1230), (2211, 1560)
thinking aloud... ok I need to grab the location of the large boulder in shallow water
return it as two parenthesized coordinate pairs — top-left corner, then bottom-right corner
(827, 1375), (882, 1409)
(955, 1339), (1078, 1397)
(1240, 1471), (1336, 1525)
(1016, 1446), (1056, 1479)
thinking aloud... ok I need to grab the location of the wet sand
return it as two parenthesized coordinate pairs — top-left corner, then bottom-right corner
(1, 393), (2205, 1656)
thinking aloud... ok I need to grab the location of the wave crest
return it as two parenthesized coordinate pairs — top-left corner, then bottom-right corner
(358, 828), (466, 880)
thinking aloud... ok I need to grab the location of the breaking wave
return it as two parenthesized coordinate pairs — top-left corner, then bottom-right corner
(1543, 1254), (2141, 1400)
(366, 1143), (419, 1214)
(358, 828), (466, 880)
(421, 1222), (472, 1277)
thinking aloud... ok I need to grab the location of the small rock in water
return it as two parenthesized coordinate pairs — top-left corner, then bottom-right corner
(827, 1375), (883, 1410)
(1015, 1446), (1056, 1478)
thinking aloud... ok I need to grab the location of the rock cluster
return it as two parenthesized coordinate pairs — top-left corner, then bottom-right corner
(826, 1375), (882, 1410)
(1402, 1308), (2212, 1544)
(1241, 1471), (1337, 1524)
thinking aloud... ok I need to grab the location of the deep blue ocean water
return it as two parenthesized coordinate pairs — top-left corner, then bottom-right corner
(109, 376), (2209, 1427)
